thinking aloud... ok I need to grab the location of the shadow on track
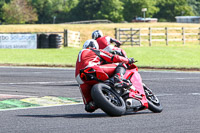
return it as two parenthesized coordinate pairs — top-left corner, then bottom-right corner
(18, 113), (108, 118)
(17, 112), (152, 119)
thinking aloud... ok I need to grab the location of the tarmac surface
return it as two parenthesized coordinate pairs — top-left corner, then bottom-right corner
(0, 66), (200, 133)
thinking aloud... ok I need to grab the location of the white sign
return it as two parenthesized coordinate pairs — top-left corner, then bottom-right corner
(0, 34), (37, 49)
(142, 8), (147, 12)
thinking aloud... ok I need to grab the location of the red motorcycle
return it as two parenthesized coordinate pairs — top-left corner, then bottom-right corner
(90, 62), (163, 116)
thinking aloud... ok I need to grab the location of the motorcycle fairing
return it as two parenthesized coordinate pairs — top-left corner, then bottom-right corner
(80, 66), (109, 82)
(124, 68), (148, 109)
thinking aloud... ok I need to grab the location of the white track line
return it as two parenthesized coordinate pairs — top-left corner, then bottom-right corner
(0, 66), (75, 70)
(143, 77), (200, 81)
(140, 70), (200, 74)
(0, 81), (77, 85)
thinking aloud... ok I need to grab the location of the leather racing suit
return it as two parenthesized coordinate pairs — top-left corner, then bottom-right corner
(96, 36), (127, 57)
(75, 48), (130, 104)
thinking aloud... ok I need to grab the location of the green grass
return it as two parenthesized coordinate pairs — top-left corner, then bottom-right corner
(0, 48), (80, 66)
(0, 45), (199, 69)
(123, 45), (200, 68)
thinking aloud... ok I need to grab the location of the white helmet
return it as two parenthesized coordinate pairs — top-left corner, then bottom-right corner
(83, 39), (99, 49)
(92, 30), (103, 40)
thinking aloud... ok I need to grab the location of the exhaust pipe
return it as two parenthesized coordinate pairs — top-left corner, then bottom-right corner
(126, 98), (142, 109)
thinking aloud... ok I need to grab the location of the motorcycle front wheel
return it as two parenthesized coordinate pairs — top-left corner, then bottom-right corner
(91, 83), (126, 116)
(143, 84), (163, 113)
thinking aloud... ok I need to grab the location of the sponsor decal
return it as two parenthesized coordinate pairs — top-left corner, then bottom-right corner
(0, 34), (37, 49)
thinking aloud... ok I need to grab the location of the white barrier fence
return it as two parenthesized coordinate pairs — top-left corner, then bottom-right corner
(64, 30), (80, 47)
(115, 27), (200, 46)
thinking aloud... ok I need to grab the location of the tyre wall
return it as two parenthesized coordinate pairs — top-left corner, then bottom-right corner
(37, 34), (62, 48)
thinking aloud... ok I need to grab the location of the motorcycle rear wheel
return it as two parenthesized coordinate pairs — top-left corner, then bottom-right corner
(91, 83), (126, 116)
(143, 84), (163, 113)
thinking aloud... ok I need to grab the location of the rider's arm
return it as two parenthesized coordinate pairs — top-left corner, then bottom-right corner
(110, 38), (122, 47)
(99, 49), (129, 64)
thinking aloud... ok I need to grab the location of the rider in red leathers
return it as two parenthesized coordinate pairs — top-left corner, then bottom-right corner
(75, 39), (134, 112)
(92, 30), (127, 57)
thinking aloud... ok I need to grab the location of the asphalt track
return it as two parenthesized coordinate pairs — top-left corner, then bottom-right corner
(0, 66), (200, 133)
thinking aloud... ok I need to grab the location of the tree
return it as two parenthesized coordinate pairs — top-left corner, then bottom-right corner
(154, 0), (194, 22)
(96, 0), (124, 22)
(187, 0), (200, 16)
(0, 0), (11, 23)
(69, 0), (101, 21)
(122, 0), (159, 22)
(2, 0), (38, 24)
(70, 0), (124, 22)
(31, 0), (55, 23)
(31, 0), (79, 23)
(56, 0), (79, 22)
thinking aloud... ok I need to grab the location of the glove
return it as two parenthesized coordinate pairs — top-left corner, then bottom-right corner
(115, 43), (121, 48)
(110, 50), (117, 55)
(128, 58), (135, 64)
(110, 50), (122, 56)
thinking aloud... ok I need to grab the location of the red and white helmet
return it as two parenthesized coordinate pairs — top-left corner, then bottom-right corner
(82, 39), (99, 49)
(92, 30), (103, 40)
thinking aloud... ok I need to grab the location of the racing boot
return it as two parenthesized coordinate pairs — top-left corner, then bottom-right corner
(114, 64), (132, 89)
(85, 101), (98, 113)
(114, 73), (132, 89)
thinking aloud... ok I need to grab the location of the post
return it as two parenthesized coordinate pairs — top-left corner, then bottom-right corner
(142, 8), (147, 22)
(115, 28), (118, 40)
(139, 28), (141, 46)
(119, 28), (121, 43)
(64, 29), (68, 47)
(182, 27), (185, 45)
(199, 27), (200, 45)
(131, 28), (133, 46)
(149, 27), (152, 46)
(165, 27), (168, 46)
(53, 16), (56, 24)
(143, 12), (145, 22)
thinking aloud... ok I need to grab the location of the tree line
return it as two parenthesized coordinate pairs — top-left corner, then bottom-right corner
(0, 0), (199, 24)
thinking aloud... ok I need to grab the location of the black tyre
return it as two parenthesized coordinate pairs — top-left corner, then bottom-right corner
(49, 34), (62, 48)
(91, 83), (126, 116)
(39, 34), (49, 48)
(143, 84), (163, 113)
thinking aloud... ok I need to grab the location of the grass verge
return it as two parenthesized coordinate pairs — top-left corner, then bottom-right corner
(0, 45), (199, 70)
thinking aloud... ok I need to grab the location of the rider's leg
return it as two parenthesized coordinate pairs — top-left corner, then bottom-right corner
(99, 63), (132, 88)
(114, 63), (132, 88)
(80, 83), (98, 113)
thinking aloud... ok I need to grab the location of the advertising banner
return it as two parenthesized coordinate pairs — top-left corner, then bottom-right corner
(0, 34), (37, 49)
